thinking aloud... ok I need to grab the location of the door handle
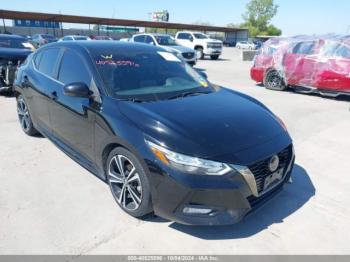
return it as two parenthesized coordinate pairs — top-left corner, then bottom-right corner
(50, 91), (58, 100)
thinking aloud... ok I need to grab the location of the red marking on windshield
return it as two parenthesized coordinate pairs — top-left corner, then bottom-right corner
(95, 60), (140, 67)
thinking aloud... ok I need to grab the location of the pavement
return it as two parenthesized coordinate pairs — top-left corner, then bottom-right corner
(0, 48), (350, 255)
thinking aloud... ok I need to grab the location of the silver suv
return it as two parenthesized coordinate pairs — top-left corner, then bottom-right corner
(130, 33), (197, 65)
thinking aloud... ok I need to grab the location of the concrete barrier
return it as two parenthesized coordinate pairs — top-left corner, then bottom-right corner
(241, 50), (258, 61)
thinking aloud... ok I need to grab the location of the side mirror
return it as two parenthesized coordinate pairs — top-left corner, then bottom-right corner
(189, 37), (194, 42)
(63, 82), (91, 98)
(198, 71), (208, 79)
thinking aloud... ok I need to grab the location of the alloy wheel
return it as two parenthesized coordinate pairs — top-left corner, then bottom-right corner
(17, 97), (32, 132)
(108, 155), (143, 211)
(266, 71), (284, 90)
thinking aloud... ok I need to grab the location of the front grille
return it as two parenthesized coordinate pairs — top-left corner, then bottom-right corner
(207, 43), (222, 49)
(247, 179), (285, 209)
(182, 52), (195, 59)
(248, 145), (293, 194)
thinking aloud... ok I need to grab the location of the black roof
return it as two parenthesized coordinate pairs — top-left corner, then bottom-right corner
(44, 40), (164, 54)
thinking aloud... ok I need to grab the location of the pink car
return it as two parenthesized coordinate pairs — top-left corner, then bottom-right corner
(251, 36), (350, 97)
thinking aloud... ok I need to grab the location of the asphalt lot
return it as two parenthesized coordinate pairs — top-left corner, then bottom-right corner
(1, 47), (350, 255)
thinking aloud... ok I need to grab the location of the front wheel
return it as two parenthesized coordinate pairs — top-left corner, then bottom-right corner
(210, 55), (219, 60)
(106, 147), (153, 218)
(264, 70), (287, 91)
(17, 94), (38, 136)
(195, 47), (204, 60)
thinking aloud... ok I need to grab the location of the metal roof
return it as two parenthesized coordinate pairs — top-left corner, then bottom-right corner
(0, 9), (245, 33)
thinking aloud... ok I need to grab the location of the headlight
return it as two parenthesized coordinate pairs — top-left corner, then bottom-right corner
(145, 140), (232, 176)
(173, 51), (182, 58)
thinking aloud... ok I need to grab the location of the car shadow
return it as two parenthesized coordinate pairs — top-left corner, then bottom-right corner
(254, 84), (350, 102)
(168, 164), (315, 239)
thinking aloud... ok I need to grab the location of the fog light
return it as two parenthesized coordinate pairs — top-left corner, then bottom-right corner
(183, 207), (213, 215)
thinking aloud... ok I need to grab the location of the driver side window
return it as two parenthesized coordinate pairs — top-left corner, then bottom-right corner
(145, 36), (155, 45)
(58, 49), (91, 86)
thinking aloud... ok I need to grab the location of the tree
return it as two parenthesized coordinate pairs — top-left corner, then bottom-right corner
(241, 0), (281, 37)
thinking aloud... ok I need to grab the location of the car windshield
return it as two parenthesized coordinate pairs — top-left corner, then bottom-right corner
(74, 36), (89, 40)
(93, 49), (214, 101)
(193, 33), (208, 39)
(0, 37), (32, 49)
(154, 35), (177, 46)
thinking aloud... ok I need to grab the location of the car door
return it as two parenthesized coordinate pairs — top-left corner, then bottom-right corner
(49, 48), (96, 163)
(314, 44), (350, 91)
(283, 41), (317, 86)
(25, 48), (61, 134)
(176, 33), (193, 48)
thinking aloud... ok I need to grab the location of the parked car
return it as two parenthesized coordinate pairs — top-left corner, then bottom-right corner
(251, 36), (350, 96)
(0, 34), (34, 94)
(119, 38), (130, 42)
(175, 31), (223, 60)
(58, 35), (91, 41)
(31, 34), (57, 48)
(130, 33), (197, 65)
(253, 40), (263, 49)
(236, 41), (256, 50)
(14, 41), (294, 226)
(223, 39), (236, 47)
(90, 35), (113, 40)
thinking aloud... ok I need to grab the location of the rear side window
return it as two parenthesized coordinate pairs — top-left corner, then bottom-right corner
(335, 45), (350, 59)
(34, 51), (43, 67)
(58, 49), (91, 86)
(38, 48), (60, 77)
(177, 33), (191, 40)
(133, 35), (145, 43)
(292, 42), (316, 54)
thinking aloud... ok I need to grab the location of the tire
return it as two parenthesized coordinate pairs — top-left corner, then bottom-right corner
(106, 147), (153, 218)
(210, 55), (219, 60)
(263, 70), (287, 91)
(195, 47), (204, 60)
(16, 94), (39, 136)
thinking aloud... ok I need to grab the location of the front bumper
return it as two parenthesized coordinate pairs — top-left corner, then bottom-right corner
(147, 145), (295, 226)
(204, 48), (222, 56)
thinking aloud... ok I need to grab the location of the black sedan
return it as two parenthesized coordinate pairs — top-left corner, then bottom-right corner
(14, 41), (295, 225)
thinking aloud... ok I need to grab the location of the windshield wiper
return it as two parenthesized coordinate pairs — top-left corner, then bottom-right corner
(118, 98), (146, 103)
(166, 90), (211, 100)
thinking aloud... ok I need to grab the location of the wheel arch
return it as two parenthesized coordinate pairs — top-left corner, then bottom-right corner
(100, 138), (151, 183)
(194, 45), (204, 50)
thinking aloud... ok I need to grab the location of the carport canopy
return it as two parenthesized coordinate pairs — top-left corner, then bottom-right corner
(0, 9), (246, 33)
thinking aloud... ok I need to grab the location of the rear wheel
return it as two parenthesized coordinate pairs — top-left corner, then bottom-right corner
(17, 94), (38, 136)
(210, 55), (219, 60)
(106, 147), (153, 218)
(264, 70), (287, 91)
(195, 47), (204, 60)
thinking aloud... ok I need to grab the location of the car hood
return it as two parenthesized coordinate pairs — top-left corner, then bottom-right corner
(202, 38), (223, 44)
(160, 45), (195, 53)
(119, 88), (289, 163)
(0, 48), (32, 61)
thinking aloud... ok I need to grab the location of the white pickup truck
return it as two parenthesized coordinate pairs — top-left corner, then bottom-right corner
(175, 31), (223, 60)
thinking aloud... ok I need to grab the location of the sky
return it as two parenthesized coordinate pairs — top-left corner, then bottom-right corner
(1, 0), (350, 36)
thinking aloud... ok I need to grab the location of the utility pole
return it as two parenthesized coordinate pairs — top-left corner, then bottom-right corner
(2, 18), (6, 33)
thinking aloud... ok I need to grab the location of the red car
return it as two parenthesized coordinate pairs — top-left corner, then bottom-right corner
(251, 37), (350, 96)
